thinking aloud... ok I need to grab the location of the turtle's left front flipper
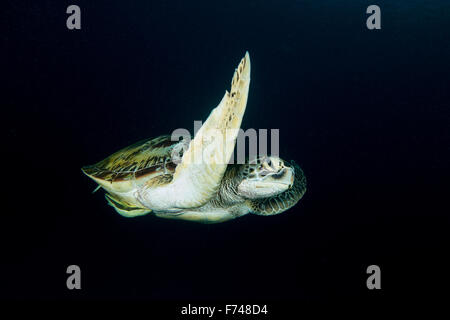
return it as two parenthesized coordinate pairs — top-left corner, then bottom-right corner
(150, 52), (251, 210)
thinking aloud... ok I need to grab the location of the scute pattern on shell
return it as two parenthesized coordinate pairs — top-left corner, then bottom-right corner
(82, 135), (180, 183)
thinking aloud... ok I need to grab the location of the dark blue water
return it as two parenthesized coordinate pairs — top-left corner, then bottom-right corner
(2, 0), (449, 304)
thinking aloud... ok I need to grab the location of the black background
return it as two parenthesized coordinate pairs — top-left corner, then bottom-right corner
(1, 0), (449, 307)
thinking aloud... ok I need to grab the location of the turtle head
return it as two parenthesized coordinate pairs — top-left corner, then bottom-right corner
(237, 156), (294, 199)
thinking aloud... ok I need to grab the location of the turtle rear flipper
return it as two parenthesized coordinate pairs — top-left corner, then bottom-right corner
(105, 193), (151, 218)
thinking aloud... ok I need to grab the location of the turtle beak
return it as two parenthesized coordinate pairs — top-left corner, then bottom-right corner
(283, 167), (295, 188)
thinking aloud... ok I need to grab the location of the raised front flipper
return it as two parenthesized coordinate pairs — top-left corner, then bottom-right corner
(142, 52), (251, 210)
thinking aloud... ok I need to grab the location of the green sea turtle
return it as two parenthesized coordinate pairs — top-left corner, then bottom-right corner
(82, 52), (306, 223)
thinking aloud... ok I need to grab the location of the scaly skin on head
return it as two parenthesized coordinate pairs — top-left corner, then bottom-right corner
(210, 158), (306, 216)
(246, 161), (306, 215)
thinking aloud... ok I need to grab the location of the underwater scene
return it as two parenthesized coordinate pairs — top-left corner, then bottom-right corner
(2, 0), (449, 312)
